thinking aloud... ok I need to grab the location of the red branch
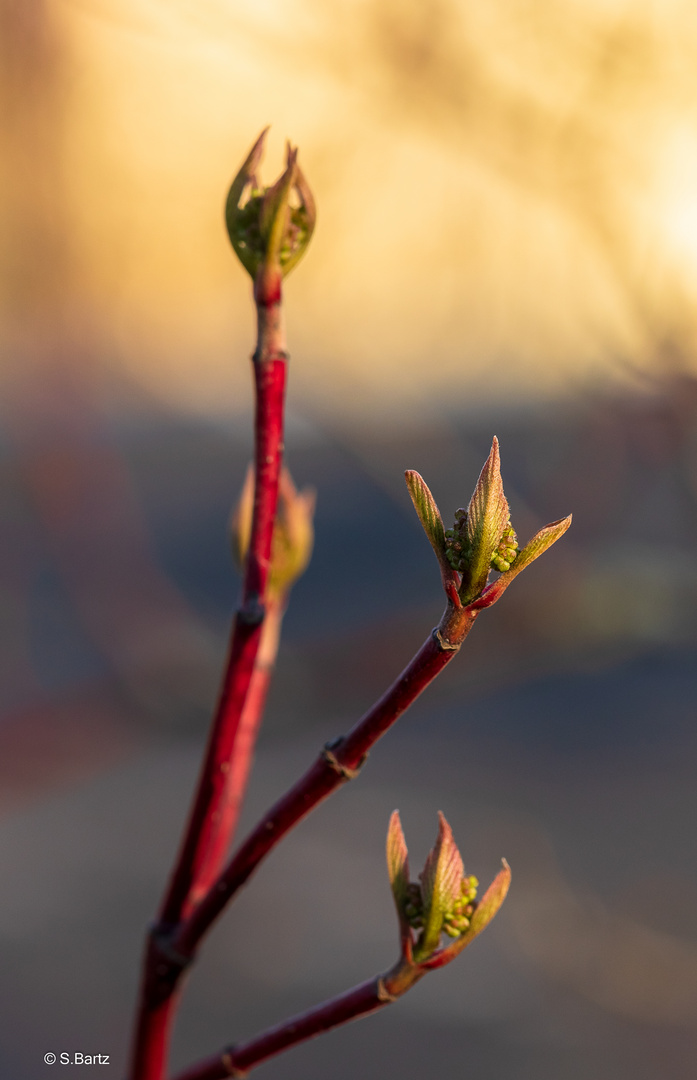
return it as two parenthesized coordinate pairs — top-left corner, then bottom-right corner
(129, 275), (288, 1080)
(171, 976), (395, 1080)
(172, 607), (478, 959)
(159, 358), (286, 926)
(189, 595), (284, 905)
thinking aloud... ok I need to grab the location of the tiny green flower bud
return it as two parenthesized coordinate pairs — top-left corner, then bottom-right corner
(386, 813), (511, 969)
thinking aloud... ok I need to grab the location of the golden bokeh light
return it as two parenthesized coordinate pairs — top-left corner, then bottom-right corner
(4, 0), (697, 416)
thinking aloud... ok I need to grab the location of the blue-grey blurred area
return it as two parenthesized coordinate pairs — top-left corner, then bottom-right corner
(2, 1), (697, 1078)
(1, 393), (697, 1080)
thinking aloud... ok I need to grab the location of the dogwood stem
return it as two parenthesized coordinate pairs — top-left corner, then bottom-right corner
(172, 602), (478, 960)
(159, 289), (287, 924)
(171, 835), (511, 1080)
(170, 962), (423, 1080)
(189, 593), (286, 905)
(129, 271), (288, 1080)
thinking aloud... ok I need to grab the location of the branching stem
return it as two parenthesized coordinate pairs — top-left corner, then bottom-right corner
(172, 603), (478, 960)
(128, 271), (287, 1080)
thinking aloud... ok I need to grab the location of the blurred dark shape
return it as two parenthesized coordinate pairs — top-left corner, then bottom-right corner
(509, 840), (697, 1030)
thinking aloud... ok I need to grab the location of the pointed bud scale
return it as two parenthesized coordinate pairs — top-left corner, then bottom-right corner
(405, 471), (461, 604)
(405, 471), (445, 556)
(226, 129), (316, 281)
(460, 437), (510, 604)
(386, 810), (410, 909)
(230, 465), (315, 598)
(417, 812), (465, 959)
(386, 811), (413, 950)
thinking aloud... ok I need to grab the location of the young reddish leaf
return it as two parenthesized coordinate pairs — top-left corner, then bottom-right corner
(461, 437), (510, 602)
(405, 472), (460, 602)
(467, 858), (511, 939)
(405, 471), (446, 560)
(386, 810), (410, 909)
(418, 813), (464, 958)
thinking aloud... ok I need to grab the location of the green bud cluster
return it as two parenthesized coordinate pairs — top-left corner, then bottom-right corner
(442, 875), (479, 938)
(404, 875), (479, 941)
(490, 522), (518, 573)
(445, 510), (519, 576)
(444, 508), (470, 572)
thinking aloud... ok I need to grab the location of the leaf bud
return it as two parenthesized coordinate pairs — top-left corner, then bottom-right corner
(226, 128), (316, 284)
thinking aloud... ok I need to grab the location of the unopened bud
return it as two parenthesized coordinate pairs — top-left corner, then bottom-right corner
(231, 465), (315, 598)
(226, 129), (316, 283)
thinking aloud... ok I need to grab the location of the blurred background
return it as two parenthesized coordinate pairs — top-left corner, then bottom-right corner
(1, 0), (697, 1077)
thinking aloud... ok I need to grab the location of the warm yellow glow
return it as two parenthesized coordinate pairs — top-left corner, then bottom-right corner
(4, 0), (697, 415)
(656, 125), (697, 279)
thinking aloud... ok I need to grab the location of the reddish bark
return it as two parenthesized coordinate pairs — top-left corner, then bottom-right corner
(172, 977), (395, 1080)
(129, 279), (288, 1080)
(173, 607), (478, 959)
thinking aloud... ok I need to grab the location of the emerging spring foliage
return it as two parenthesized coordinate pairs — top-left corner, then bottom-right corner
(387, 812), (510, 969)
(225, 128), (316, 284)
(405, 436), (571, 609)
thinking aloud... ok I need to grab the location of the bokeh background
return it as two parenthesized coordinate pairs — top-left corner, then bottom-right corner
(1, 1), (697, 1077)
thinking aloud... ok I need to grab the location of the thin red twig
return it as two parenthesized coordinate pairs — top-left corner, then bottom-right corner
(170, 969), (412, 1080)
(172, 605), (478, 959)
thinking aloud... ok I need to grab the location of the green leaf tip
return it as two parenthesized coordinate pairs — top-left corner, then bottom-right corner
(456, 436), (510, 603)
(418, 812), (465, 958)
(468, 858), (511, 939)
(226, 128), (316, 281)
(405, 471), (460, 601)
(387, 810), (410, 910)
(405, 471), (445, 554)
